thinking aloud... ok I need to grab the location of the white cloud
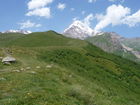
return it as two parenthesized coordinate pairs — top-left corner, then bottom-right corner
(84, 14), (94, 26)
(94, 4), (140, 31)
(26, 0), (53, 18)
(57, 3), (66, 10)
(95, 14), (104, 21)
(94, 5), (130, 32)
(19, 20), (41, 29)
(71, 14), (94, 30)
(27, 0), (53, 10)
(122, 10), (140, 27)
(72, 14), (94, 28)
(26, 7), (51, 18)
(88, 0), (96, 3)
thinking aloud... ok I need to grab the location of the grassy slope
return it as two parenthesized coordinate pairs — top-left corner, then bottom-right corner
(6, 31), (87, 47)
(0, 31), (140, 105)
(0, 33), (26, 47)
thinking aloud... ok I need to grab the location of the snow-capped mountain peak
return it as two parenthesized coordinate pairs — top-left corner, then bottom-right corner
(66, 20), (93, 34)
(63, 20), (94, 40)
(2, 30), (32, 34)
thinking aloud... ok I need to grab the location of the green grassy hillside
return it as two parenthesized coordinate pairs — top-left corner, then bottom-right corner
(5, 31), (87, 47)
(0, 33), (26, 47)
(0, 31), (140, 105)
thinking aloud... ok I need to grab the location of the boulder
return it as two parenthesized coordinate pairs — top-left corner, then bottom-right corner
(2, 56), (16, 64)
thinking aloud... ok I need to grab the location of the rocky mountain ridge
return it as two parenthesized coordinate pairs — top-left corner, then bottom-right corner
(63, 21), (140, 62)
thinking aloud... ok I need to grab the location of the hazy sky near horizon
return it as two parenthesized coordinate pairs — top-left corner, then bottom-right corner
(0, 0), (140, 37)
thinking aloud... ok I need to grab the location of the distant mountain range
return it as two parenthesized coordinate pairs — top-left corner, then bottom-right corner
(1, 30), (32, 34)
(63, 21), (140, 62)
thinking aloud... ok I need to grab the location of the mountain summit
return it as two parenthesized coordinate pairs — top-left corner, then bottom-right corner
(63, 20), (94, 40)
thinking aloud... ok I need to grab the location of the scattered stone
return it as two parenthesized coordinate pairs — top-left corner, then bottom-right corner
(13, 70), (20, 72)
(69, 75), (72, 78)
(20, 68), (25, 71)
(26, 67), (31, 70)
(46, 65), (52, 68)
(30, 71), (36, 74)
(36, 66), (41, 69)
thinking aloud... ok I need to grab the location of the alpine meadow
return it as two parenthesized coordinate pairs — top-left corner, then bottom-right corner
(0, 0), (140, 105)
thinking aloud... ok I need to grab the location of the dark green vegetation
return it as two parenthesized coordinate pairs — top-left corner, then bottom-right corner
(0, 31), (140, 105)
(86, 33), (140, 63)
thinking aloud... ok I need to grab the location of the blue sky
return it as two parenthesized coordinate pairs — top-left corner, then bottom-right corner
(0, 0), (140, 37)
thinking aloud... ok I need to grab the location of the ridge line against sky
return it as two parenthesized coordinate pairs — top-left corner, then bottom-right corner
(0, 0), (140, 37)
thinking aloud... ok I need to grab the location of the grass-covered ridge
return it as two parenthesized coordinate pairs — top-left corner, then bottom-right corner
(0, 33), (25, 47)
(0, 31), (140, 105)
(5, 31), (87, 47)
